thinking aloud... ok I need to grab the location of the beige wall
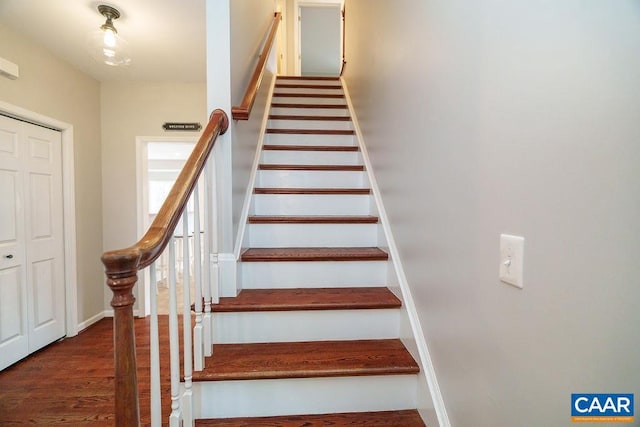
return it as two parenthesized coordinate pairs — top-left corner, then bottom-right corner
(0, 24), (104, 325)
(344, 1), (640, 425)
(100, 81), (206, 309)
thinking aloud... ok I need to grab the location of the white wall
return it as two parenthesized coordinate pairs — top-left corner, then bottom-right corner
(229, 0), (277, 244)
(285, 0), (296, 76)
(344, 1), (640, 425)
(206, 0), (276, 253)
(101, 81), (206, 310)
(0, 24), (104, 326)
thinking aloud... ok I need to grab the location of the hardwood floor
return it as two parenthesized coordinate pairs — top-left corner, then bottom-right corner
(0, 316), (175, 426)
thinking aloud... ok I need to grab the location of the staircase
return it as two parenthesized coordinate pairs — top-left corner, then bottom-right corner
(193, 76), (426, 426)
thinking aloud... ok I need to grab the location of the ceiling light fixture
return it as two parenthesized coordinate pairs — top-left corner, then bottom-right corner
(87, 5), (131, 67)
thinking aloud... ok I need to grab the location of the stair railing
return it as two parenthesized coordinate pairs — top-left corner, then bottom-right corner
(231, 11), (281, 120)
(102, 109), (229, 427)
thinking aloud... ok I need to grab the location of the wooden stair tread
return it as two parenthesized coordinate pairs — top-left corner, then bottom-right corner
(258, 164), (364, 171)
(271, 103), (347, 109)
(273, 93), (345, 98)
(193, 339), (418, 381)
(277, 76), (340, 81)
(263, 144), (358, 151)
(195, 409), (425, 426)
(269, 114), (351, 121)
(241, 247), (388, 262)
(248, 215), (378, 224)
(275, 84), (343, 90)
(212, 287), (401, 312)
(254, 188), (370, 195)
(266, 128), (354, 135)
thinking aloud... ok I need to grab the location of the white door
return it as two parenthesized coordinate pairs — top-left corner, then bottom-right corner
(0, 114), (65, 370)
(299, 5), (341, 76)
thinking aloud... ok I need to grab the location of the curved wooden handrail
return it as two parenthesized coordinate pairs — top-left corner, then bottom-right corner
(101, 108), (229, 426)
(231, 12), (282, 121)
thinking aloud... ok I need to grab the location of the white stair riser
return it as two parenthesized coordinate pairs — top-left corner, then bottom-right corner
(271, 96), (346, 105)
(248, 223), (378, 247)
(193, 375), (418, 419)
(257, 170), (366, 188)
(213, 309), (400, 343)
(270, 107), (350, 116)
(267, 119), (353, 130)
(266, 134), (355, 146)
(261, 150), (361, 165)
(277, 79), (340, 86)
(240, 260), (387, 288)
(252, 194), (372, 216)
(274, 87), (344, 95)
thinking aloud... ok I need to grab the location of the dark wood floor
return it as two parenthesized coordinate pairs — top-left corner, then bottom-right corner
(0, 316), (173, 426)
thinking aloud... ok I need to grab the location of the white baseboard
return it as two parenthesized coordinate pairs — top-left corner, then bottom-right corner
(341, 77), (451, 427)
(102, 309), (144, 319)
(77, 311), (107, 333)
(233, 74), (277, 261)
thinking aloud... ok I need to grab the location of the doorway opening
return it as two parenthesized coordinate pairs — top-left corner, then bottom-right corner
(296, 2), (343, 76)
(0, 102), (77, 335)
(136, 137), (197, 316)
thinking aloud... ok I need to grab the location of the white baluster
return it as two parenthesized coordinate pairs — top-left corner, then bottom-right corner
(193, 181), (204, 371)
(150, 263), (161, 427)
(210, 159), (220, 306)
(211, 254), (219, 303)
(203, 162), (213, 353)
(182, 211), (193, 426)
(168, 238), (182, 426)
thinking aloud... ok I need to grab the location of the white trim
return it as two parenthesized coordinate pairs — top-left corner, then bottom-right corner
(77, 311), (106, 332)
(135, 136), (198, 317)
(294, 0), (345, 76)
(340, 79), (451, 427)
(0, 100), (79, 337)
(233, 75), (277, 260)
(103, 309), (144, 318)
(230, 74), (276, 299)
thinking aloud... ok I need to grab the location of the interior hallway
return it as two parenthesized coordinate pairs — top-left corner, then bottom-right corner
(0, 317), (175, 425)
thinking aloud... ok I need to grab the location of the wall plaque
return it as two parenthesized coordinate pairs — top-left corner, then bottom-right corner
(162, 122), (202, 131)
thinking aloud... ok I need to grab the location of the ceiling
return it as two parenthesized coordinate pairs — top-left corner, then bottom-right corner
(0, 0), (206, 82)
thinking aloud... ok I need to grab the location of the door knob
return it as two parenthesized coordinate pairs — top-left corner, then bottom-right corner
(4, 254), (13, 259)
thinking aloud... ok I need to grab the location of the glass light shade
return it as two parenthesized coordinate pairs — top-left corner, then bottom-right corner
(86, 28), (132, 67)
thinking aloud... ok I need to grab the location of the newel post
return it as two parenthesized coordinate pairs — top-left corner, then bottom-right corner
(102, 248), (142, 427)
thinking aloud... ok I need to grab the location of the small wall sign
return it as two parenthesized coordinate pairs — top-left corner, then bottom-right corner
(162, 122), (202, 131)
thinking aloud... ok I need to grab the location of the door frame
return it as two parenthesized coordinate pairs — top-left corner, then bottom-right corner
(276, 0), (288, 75)
(0, 100), (79, 337)
(294, 0), (344, 76)
(136, 136), (198, 317)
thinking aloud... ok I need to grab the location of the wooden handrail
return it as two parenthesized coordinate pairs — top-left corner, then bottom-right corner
(101, 109), (229, 426)
(231, 12), (282, 121)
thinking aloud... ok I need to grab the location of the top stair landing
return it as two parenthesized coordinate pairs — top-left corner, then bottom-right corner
(272, 78), (348, 116)
(277, 75), (340, 82)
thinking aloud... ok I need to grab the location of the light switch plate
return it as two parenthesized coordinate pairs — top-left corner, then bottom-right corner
(500, 234), (524, 288)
